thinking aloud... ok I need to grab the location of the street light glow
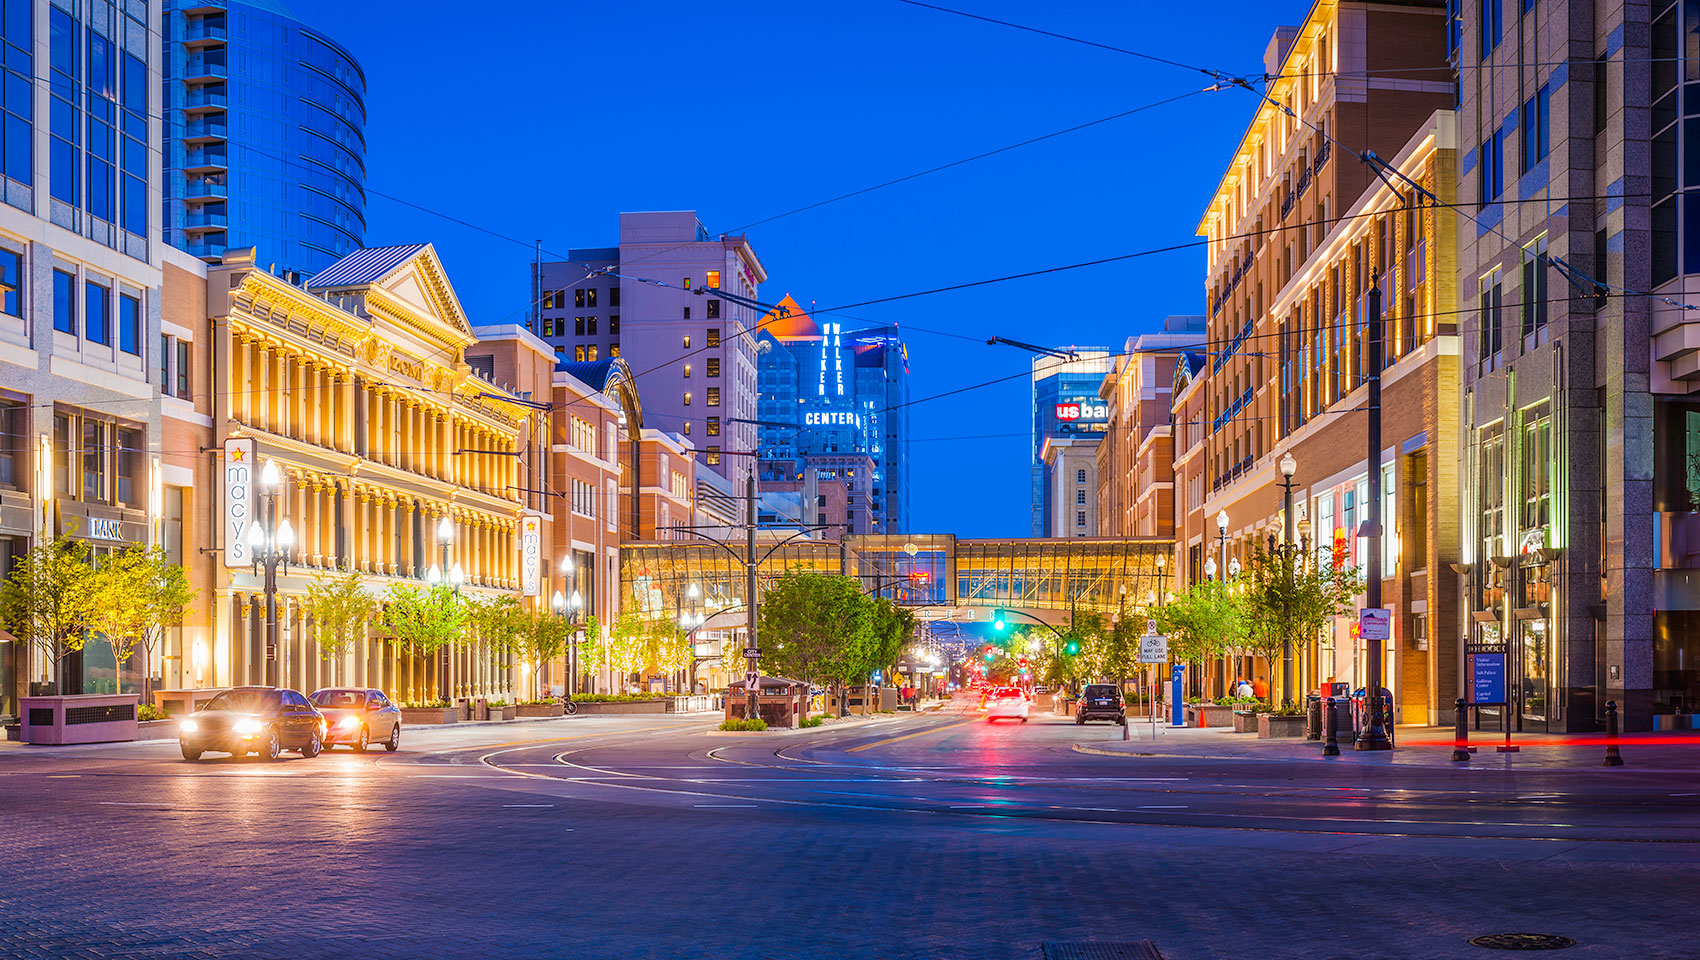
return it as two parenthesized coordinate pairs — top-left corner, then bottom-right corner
(1279, 452), (1297, 478)
(437, 516), (455, 544)
(275, 519), (294, 550)
(449, 563), (466, 587)
(426, 564), (442, 585)
(1216, 509), (1229, 534)
(552, 590), (565, 613)
(260, 459), (281, 491)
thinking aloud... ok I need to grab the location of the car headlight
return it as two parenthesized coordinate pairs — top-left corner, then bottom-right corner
(179, 719), (198, 734)
(337, 716), (358, 729)
(233, 719), (262, 735)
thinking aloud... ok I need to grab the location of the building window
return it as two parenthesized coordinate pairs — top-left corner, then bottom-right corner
(574, 289), (586, 309)
(706, 445), (720, 466)
(84, 281), (109, 346)
(706, 357), (720, 378)
(587, 316), (598, 335)
(116, 426), (139, 506)
(1521, 86), (1550, 173)
(574, 317), (585, 336)
(0, 399), (22, 489)
(1076, 468), (1086, 483)
(610, 315), (620, 334)
(543, 318), (554, 336)
(683, 363), (691, 379)
(1479, 0), (1502, 59)
(707, 416), (720, 436)
(81, 419), (108, 502)
(1521, 236), (1549, 342)
(684, 306), (691, 320)
(574, 345), (586, 362)
(1076, 511), (1086, 527)
(1076, 489), (1086, 504)
(682, 335), (691, 349)
(53, 269), (75, 335)
(609, 344), (620, 358)
(706, 387), (720, 407)
(683, 277), (691, 290)
(707, 270), (720, 288)
(0, 248), (21, 318)
(683, 391), (692, 406)
(707, 328), (721, 348)
(609, 286), (620, 307)
(707, 299), (721, 319)
(1478, 267), (1503, 367)
(160, 335), (192, 400)
(584, 288), (597, 308)
(585, 345), (598, 361)
(1478, 128), (1505, 205)
(682, 421), (692, 436)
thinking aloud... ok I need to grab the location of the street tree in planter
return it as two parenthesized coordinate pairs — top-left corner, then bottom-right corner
(86, 546), (196, 703)
(510, 606), (570, 701)
(304, 569), (375, 686)
(382, 583), (468, 702)
(596, 610), (654, 693)
(1156, 580), (1248, 699)
(1241, 543), (1363, 709)
(1099, 605), (1148, 696)
(760, 571), (874, 714)
(0, 537), (94, 695)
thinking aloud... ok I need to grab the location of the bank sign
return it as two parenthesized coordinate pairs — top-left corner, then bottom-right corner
(223, 438), (254, 568)
(1054, 398), (1108, 434)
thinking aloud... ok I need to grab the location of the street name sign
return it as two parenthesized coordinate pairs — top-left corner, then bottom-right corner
(1358, 607), (1392, 641)
(1138, 633), (1169, 664)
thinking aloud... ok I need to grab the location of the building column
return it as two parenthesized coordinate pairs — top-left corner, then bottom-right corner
(232, 334), (251, 426)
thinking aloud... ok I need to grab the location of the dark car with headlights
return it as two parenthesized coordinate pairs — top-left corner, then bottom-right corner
(1074, 683), (1126, 725)
(309, 687), (401, 752)
(177, 686), (325, 761)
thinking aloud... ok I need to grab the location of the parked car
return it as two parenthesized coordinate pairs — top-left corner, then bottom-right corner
(178, 686), (325, 761)
(985, 687), (1031, 723)
(309, 688), (402, 752)
(1075, 683), (1126, 725)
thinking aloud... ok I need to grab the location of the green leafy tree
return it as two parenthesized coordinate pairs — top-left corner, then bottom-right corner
(593, 610), (653, 691)
(383, 583), (468, 699)
(1241, 544), (1364, 706)
(0, 537), (95, 694)
(498, 604), (569, 699)
(1157, 580), (1248, 695)
(1099, 608), (1147, 692)
(760, 572), (876, 708)
(303, 569), (376, 685)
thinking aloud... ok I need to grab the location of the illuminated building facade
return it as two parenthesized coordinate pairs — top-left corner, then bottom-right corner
(755, 296), (909, 534)
(1096, 318), (1204, 538)
(1187, 3), (1458, 716)
(1031, 350), (1112, 537)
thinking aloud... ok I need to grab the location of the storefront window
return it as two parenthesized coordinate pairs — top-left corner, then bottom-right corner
(1521, 402), (1552, 535)
(81, 419), (107, 502)
(0, 398), (22, 488)
(116, 427), (139, 506)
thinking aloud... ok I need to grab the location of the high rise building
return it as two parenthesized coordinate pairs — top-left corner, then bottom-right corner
(161, 0), (367, 277)
(1095, 317), (1204, 538)
(0, 0), (167, 715)
(1452, 0), (1696, 732)
(532, 211), (765, 492)
(1031, 350), (1112, 536)
(754, 296), (910, 535)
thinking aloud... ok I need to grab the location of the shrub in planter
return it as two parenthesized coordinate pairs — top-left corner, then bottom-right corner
(515, 700), (564, 718)
(799, 715), (824, 728)
(719, 717), (767, 732)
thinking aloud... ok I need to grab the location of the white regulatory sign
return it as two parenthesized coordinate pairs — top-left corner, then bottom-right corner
(1359, 607), (1392, 642)
(1138, 633), (1169, 664)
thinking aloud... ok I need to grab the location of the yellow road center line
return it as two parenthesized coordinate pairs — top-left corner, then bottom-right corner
(847, 719), (978, 753)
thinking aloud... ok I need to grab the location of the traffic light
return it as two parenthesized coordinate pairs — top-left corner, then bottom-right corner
(1063, 639), (1081, 656)
(983, 647), (995, 662)
(993, 609), (1008, 631)
(1018, 658), (1029, 668)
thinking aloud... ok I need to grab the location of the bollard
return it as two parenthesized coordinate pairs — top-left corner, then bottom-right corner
(1306, 694), (1322, 740)
(1603, 700), (1625, 767)
(1451, 697), (1471, 762)
(1322, 697), (1340, 757)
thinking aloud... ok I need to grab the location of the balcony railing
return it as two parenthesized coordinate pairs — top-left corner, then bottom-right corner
(183, 178), (227, 201)
(185, 88), (227, 110)
(182, 148), (228, 171)
(186, 240), (226, 260)
(182, 19), (227, 44)
(183, 57), (228, 82)
(182, 118), (226, 142)
(184, 211), (227, 230)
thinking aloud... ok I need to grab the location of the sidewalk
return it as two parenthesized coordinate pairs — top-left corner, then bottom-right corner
(1072, 721), (1700, 770)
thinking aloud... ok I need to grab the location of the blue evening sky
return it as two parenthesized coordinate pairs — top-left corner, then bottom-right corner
(287, 0), (1309, 538)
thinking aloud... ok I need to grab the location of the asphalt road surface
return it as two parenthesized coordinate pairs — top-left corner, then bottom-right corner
(1, 701), (1695, 960)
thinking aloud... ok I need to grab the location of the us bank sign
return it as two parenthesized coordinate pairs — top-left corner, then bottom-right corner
(223, 438), (255, 568)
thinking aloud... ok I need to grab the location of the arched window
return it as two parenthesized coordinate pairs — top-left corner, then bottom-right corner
(1076, 469), (1087, 484)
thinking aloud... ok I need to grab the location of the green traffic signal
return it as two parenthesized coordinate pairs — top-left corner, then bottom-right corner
(1064, 639), (1081, 656)
(993, 609), (1007, 631)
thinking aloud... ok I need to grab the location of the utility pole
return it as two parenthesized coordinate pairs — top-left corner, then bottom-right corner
(1357, 280), (1392, 750)
(744, 472), (759, 722)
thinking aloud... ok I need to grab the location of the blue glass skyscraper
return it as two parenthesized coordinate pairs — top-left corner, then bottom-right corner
(161, 0), (365, 277)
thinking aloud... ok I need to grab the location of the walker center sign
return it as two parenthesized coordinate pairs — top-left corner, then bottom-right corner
(223, 438), (255, 568)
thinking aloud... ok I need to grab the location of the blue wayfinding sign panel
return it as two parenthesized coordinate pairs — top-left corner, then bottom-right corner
(1170, 664), (1185, 727)
(1470, 652), (1506, 705)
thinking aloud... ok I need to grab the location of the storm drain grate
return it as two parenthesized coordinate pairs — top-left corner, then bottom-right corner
(1042, 943), (1166, 960)
(1469, 933), (1578, 951)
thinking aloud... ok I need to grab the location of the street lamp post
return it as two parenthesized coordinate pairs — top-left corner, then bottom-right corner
(1216, 509), (1229, 585)
(1278, 452), (1299, 709)
(558, 555), (579, 696)
(1357, 278), (1392, 751)
(247, 460), (294, 687)
(426, 516), (462, 702)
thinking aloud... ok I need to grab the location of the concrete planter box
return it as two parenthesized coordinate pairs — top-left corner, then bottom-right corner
(1196, 704), (1233, 728)
(137, 719), (179, 741)
(400, 707), (457, 725)
(1232, 710), (1259, 733)
(487, 706), (515, 721)
(516, 703), (564, 718)
(572, 699), (669, 715)
(1257, 713), (1307, 738)
(21, 694), (140, 744)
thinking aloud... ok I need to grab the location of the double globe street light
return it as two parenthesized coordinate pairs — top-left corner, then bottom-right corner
(425, 515), (464, 701)
(246, 460), (294, 687)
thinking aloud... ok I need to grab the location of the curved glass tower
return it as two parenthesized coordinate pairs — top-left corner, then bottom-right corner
(162, 0), (366, 278)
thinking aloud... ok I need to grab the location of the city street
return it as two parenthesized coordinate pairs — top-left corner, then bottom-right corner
(2, 700), (1697, 960)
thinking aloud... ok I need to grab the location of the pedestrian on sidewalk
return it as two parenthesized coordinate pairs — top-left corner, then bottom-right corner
(1252, 676), (1269, 700)
(1235, 678), (1254, 698)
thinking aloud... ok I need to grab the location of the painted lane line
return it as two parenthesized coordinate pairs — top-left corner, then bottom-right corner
(694, 803), (759, 808)
(98, 801), (171, 807)
(846, 719), (978, 753)
(1137, 805), (1189, 809)
(502, 804), (555, 808)
(45, 775), (81, 779)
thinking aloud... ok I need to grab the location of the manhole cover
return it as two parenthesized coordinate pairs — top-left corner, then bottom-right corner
(1469, 933), (1577, 950)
